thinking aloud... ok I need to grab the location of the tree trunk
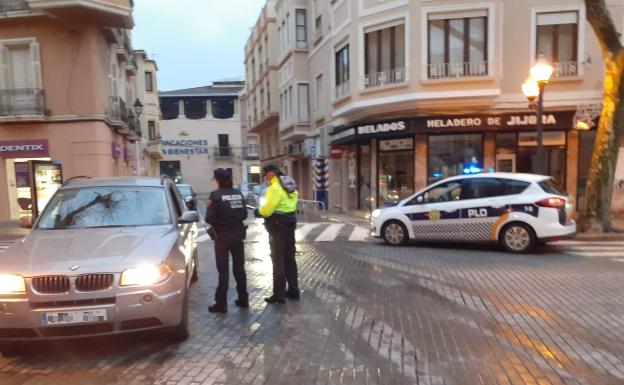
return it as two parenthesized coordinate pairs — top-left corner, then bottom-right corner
(582, 52), (624, 232)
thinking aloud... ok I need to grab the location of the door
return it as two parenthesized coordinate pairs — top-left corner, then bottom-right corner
(458, 178), (510, 241)
(8, 45), (37, 112)
(401, 179), (464, 240)
(29, 160), (63, 218)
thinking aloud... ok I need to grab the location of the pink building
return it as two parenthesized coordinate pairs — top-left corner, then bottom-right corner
(0, 0), (156, 222)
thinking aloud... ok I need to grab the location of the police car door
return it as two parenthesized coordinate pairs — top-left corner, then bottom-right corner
(458, 178), (508, 241)
(404, 179), (464, 241)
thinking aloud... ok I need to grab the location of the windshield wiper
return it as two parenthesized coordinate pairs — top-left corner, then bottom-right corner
(87, 225), (139, 229)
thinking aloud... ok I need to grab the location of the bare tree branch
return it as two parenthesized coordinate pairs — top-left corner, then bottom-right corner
(585, 0), (623, 54)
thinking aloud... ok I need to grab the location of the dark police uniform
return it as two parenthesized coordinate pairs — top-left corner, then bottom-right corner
(205, 184), (248, 308)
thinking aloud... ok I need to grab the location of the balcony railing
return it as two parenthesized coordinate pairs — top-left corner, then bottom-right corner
(214, 146), (232, 158)
(553, 61), (578, 77)
(0, 0), (29, 12)
(364, 67), (406, 88)
(427, 61), (489, 79)
(0, 89), (45, 116)
(243, 144), (260, 159)
(335, 81), (349, 99)
(108, 96), (141, 136)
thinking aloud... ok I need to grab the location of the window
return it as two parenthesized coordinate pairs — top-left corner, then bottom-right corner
(460, 178), (505, 200)
(218, 134), (230, 156)
(364, 23), (406, 88)
(145, 72), (154, 92)
(428, 12), (488, 79)
(0, 41), (43, 116)
(296, 9), (307, 48)
(315, 74), (323, 111)
(184, 99), (207, 120)
(258, 45), (263, 72)
(212, 99), (234, 119)
(297, 84), (309, 123)
(148, 120), (156, 140)
(251, 58), (256, 82)
(539, 179), (567, 196)
(411, 181), (462, 205)
(428, 134), (483, 183)
(502, 179), (531, 195)
(536, 11), (578, 77)
(260, 89), (265, 113)
(335, 45), (350, 98)
(160, 98), (179, 120)
(288, 85), (293, 121)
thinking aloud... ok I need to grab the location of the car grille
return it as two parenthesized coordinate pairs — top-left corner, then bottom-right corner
(30, 297), (116, 310)
(32, 276), (70, 294)
(75, 274), (114, 292)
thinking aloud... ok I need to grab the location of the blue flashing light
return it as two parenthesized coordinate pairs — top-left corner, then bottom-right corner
(432, 172), (443, 178)
(488, 168), (495, 173)
(463, 165), (483, 174)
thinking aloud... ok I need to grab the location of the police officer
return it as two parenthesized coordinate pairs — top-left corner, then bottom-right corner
(255, 164), (299, 304)
(205, 168), (248, 313)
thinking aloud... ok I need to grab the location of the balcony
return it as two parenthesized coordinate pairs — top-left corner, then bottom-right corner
(335, 81), (350, 100)
(0, 0), (29, 12)
(214, 146), (232, 158)
(147, 142), (163, 159)
(108, 96), (140, 137)
(364, 67), (406, 89)
(553, 61), (578, 78)
(426, 61), (489, 80)
(26, 0), (133, 28)
(0, 89), (45, 117)
(243, 144), (260, 159)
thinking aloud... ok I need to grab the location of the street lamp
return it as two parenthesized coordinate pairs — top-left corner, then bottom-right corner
(133, 98), (144, 117)
(522, 54), (553, 175)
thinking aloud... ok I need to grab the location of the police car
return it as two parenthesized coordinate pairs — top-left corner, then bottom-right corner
(371, 173), (576, 253)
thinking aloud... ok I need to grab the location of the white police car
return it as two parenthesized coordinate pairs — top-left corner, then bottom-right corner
(371, 173), (576, 253)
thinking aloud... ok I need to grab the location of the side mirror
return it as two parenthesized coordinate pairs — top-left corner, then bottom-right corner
(184, 196), (195, 210)
(416, 195), (424, 204)
(179, 211), (199, 224)
(19, 216), (33, 229)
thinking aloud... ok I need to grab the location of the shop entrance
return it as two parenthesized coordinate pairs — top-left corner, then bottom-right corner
(377, 138), (414, 207)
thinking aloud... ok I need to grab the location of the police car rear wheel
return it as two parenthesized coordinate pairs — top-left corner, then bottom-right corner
(382, 221), (408, 246)
(501, 223), (535, 253)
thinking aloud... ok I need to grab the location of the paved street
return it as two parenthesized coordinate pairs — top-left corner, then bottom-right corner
(1, 219), (624, 385)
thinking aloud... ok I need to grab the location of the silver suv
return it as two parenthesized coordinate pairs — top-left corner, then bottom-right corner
(0, 176), (199, 342)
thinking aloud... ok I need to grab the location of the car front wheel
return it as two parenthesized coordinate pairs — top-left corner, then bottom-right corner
(500, 222), (536, 253)
(382, 221), (408, 246)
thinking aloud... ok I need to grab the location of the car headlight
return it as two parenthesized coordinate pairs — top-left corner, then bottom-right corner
(371, 209), (382, 218)
(259, 197), (267, 207)
(120, 263), (172, 287)
(0, 274), (26, 294)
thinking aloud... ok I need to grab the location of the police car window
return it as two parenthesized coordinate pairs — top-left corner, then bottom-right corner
(503, 179), (530, 195)
(461, 178), (505, 199)
(538, 179), (566, 195)
(421, 181), (462, 203)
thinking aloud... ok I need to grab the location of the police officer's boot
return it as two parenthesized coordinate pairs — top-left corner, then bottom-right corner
(208, 303), (227, 313)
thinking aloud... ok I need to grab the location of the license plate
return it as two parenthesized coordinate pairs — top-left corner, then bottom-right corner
(41, 309), (107, 326)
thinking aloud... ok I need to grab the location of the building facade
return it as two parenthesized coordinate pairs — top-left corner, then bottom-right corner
(158, 79), (246, 198)
(244, 1), (284, 179)
(248, 0), (624, 215)
(0, 0), (159, 222)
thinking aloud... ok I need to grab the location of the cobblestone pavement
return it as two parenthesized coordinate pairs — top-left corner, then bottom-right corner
(1, 219), (624, 385)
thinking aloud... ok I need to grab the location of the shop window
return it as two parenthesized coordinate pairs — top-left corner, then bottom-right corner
(358, 145), (372, 210)
(160, 98), (179, 120)
(212, 99), (235, 119)
(428, 134), (483, 184)
(364, 23), (406, 88)
(536, 11), (578, 77)
(428, 12), (488, 79)
(378, 139), (414, 207)
(184, 99), (207, 120)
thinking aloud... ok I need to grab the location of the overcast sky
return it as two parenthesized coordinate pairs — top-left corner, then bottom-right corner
(132, 0), (265, 91)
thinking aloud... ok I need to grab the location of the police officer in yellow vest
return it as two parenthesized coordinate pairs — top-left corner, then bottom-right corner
(255, 164), (299, 304)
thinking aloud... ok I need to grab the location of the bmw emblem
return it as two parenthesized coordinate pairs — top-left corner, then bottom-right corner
(69, 265), (80, 271)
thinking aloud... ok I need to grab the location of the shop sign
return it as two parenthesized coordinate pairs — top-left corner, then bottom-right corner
(161, 139), (210, 156)
(0, 140), (49, 158)
(379, 138), (414, 151)
(329, 145), (344, 159)
(357, 121), (406, 135)
(425, 114), (559, 129)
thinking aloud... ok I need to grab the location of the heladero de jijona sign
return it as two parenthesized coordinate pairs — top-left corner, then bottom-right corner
(330, 111), (582, 145)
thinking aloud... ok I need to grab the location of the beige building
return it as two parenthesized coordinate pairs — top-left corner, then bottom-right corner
(244, 1), (283, 176)
(248, 0), (624, 214)
(158, 79), (246, 198)
(0, 0), (160, 222)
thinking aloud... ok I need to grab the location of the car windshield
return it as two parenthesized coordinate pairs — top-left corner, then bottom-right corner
(177, 185), (192, 198)
(37, 187), (171, 230)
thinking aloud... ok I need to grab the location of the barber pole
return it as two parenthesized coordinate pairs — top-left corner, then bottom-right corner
(314, 158), (329, 191)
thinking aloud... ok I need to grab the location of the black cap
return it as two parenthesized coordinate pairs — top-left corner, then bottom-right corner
(213, 168), (231, 181)
(262, 164), (281, 175)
